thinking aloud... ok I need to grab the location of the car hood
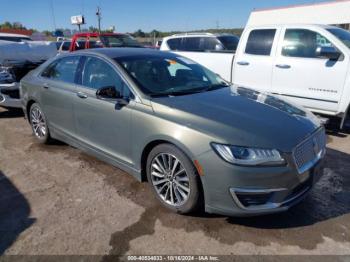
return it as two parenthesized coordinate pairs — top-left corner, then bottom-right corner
(150, 86), (321, 152)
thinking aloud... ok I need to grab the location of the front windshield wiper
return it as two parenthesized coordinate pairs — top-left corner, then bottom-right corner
(150, 83), (230, 98)
(201, 82), (230, 92)
(150, 89), (204, 97)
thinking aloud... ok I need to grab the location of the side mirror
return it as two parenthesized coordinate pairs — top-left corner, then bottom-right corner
(96, 86), (129, 106)
(316, 46), (341, 60)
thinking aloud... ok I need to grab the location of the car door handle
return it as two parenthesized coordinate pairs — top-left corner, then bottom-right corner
(237, 61), (250, 66)
(43, 85), (50, 89)
(276, 64), (291, 69)
(76, 92), (88, 99)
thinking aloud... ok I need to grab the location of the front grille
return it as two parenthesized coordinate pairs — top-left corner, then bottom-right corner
(293, 128), (326, 174)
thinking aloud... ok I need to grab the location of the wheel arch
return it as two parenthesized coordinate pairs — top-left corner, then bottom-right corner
(26, 99), (37, 122)
(140, 138), (197, 182)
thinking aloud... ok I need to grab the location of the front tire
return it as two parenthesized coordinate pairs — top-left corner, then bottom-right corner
(146, 144), (202, 214)
(29, 103), (52, 144)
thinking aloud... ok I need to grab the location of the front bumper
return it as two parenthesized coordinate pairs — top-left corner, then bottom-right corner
(0, 83), (21, 109)
(197, 149), (325, 217)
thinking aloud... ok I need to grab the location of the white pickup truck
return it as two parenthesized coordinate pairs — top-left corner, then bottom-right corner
(161, 24), (350, 128)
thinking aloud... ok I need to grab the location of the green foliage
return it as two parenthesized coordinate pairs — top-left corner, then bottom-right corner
(0, 21), (26, 30)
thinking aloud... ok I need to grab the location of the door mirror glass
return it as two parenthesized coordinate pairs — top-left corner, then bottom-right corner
(96, 86), (130, 106)
(96, 86), (121, 99)
(316, 46), (341, 60)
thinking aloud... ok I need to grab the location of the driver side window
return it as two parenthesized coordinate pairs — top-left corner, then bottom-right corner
(81, 57), (132, 98)
(282, 29), (334, 58)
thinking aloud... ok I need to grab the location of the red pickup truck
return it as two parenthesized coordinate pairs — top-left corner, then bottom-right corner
(69, 32), (142, 52)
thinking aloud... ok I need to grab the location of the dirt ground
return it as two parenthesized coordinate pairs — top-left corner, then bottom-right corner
(0, 107), (350, 257)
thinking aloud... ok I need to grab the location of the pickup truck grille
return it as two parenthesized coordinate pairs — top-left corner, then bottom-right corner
(293, 128), (326, 174)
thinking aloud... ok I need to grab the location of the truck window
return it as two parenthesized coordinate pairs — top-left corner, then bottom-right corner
(282, 29), (333, 58)
(199, 37), (222, 51)
(327, 28), (350, 49)
(245, 29), (276, 56)
(182, 37), (201, 51)
(167, 38), (182, 50)
(217, 35), (239, 51)
(62, 41), (71, 51)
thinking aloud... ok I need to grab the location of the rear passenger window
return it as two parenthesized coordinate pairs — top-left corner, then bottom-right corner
(182, 37), (201, 51)
(167, 38), (182, 50)
(200, 37), (222, 51)
(41, 56), (80, 83)
(245, 29), (276, 56)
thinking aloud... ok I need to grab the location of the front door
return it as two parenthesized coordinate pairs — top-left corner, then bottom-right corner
(73, 56), (134, 164)
(272, 28), (349, 113)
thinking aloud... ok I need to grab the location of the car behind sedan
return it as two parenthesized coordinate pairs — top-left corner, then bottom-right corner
(20, 48), (326, 216)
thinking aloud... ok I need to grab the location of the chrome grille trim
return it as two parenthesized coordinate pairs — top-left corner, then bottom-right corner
(293, 128), (326, 174)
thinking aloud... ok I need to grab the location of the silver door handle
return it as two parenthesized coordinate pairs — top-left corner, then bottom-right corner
(77, 92), (88, 99)
(276, 64), (291, 69)
(237, 61), (249, 66)
(237, 61), (250, 66)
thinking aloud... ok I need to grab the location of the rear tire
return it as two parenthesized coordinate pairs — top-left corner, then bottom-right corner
(29, 103), (52, 144)
(146, 143), (202, 214)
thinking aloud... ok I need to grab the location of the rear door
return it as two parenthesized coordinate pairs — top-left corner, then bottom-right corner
(40, 56), (81, 137)
(233, 28), (279, 91)
(271, 27), (349, 113)
(73, 55), (134, 164)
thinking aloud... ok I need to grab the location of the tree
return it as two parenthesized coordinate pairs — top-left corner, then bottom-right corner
(88, 26), (99, 32)
(42, 30), (52, 37)
(0, 21), (14, 29)
(150, 30), (160, 38)
(133, 29), (146, 38)
(13, 22), (25, 29)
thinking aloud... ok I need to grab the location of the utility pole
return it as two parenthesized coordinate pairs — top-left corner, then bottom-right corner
(216, 20), (220, 30)
(50, 0), (57, 31)
(96, 6), (102, 32)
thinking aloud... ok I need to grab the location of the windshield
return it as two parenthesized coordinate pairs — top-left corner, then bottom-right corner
(115, 55), (229, 97)
(327, 28), (350, 49)
(100, 35), (141, 48)
(217, 35), (239, 51)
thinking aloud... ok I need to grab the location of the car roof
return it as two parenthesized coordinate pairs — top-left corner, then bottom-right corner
(0, 32), (31, 38)
(245, 24), (339, 30)
(164, 33), (238, 40)
(76, 47), (177, 59)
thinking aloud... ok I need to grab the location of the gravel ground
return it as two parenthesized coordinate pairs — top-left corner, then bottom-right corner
(0, 107), (349, 257)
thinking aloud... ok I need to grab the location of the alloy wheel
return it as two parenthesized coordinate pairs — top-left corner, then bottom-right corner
(30, 107), (47, 139)
(150, 153), (190, 206)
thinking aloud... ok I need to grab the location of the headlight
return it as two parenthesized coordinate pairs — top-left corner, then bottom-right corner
(211, 143), (285, 166)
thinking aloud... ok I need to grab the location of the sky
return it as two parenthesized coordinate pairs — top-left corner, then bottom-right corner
(0, 0), (333, 33)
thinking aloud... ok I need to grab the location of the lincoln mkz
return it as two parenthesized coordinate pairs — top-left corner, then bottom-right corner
(20, 48), (326, 216)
